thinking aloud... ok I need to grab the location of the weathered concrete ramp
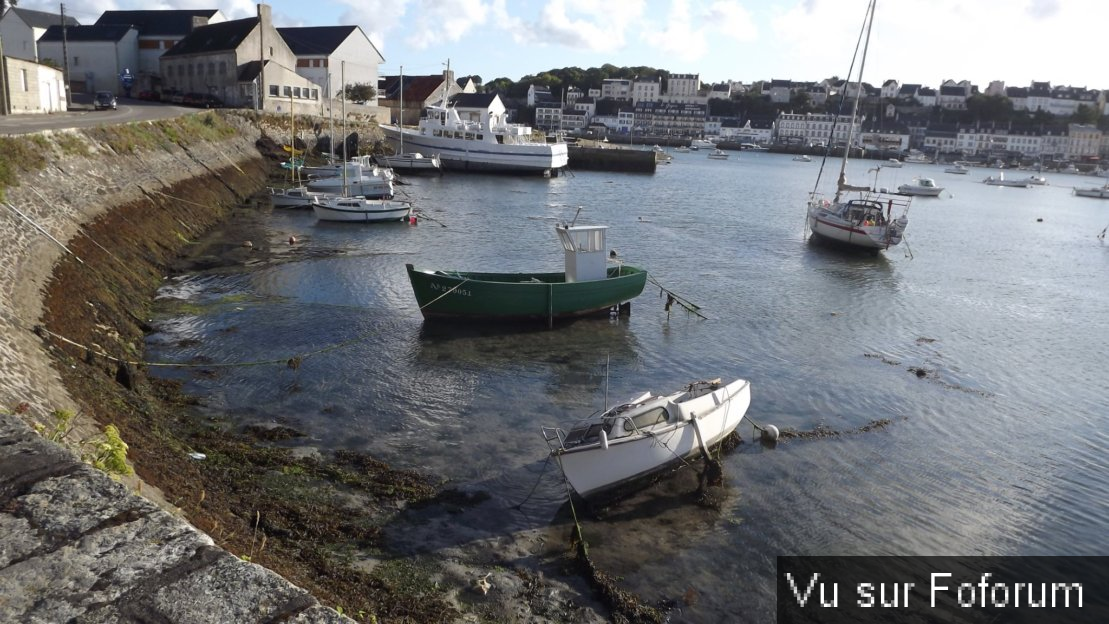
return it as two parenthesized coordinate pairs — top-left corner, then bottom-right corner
(0, 417), (346, 623)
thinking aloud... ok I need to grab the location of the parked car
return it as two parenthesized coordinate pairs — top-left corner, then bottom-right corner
(94, 91), (117, 110)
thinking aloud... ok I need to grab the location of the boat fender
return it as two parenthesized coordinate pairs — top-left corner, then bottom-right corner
(599, 429), (609, 450)
(761, 424), (780, 442)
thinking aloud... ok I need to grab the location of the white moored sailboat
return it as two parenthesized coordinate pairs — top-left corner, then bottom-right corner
(805, 0), (910, 254)
(543, 377), (751, 499)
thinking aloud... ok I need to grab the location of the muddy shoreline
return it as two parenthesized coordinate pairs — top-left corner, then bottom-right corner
(37, 144), (660, 621)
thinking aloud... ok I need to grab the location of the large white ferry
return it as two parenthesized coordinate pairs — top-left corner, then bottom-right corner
(382, 93), (568, 176)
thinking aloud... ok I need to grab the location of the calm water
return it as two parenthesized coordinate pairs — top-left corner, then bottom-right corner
(148, 151), (1109, 620)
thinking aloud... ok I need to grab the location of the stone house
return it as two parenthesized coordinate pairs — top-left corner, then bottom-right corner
(0, 56), (67, 114)
(379, 70), (463, 125)
(159, 4), (318, 113)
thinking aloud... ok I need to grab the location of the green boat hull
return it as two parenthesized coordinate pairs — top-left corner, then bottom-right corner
(405, 263), (648, 321)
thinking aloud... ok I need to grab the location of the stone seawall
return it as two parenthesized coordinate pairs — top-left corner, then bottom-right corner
(0, 113), (349, 622)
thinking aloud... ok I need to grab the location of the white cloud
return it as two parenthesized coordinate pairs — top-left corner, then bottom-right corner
(640, 0), (708, 62)
(703, 1), (758, 42)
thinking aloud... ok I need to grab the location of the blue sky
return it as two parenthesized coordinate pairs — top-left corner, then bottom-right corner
(19, 0), (1107, 89)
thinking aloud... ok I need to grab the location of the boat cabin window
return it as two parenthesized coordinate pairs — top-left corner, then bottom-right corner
(623, 407), (669, 432)
(558, 228), (605, 253)
(433, 129), (443, 137)
(496, 135), (504, 144)
(465, 132), (475, 140)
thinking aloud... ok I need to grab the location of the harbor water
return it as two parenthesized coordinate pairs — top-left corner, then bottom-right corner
(147, 151), (1109, 620)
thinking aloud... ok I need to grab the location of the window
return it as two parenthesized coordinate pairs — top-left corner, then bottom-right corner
(283, 86), (292, 97)
(73, 56), (80, 66)
(20, 69), (28, 91)
(207, 62), (215, 75)
(311, 88), (318, 100)
(269, 84), (279, 96)
(293, 87), (301, 98)
(219, 61), (226, 75)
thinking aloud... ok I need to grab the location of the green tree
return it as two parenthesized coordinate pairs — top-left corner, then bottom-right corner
(1072, 104), (1099, 125)
(341, 82), (376, 103)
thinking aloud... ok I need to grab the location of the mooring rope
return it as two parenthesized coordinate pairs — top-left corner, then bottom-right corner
(645, 273), (707, 320)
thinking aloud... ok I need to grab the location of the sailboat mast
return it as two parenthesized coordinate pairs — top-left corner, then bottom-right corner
(399, 65), (404, 155)
(835, 0), (877, 203)
(341, 61), (348, 197)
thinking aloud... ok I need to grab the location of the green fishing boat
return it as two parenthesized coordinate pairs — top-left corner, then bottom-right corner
(406, 224), (647, 325)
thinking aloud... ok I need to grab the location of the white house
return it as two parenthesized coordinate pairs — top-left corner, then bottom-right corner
(38, 24), (139, 97)
(631, 77), (659, 104)
(601, 78), (631, 100)
(277, 25), (383, 103)
(94, 9), (226, 94)
(0, 6), (79, 62)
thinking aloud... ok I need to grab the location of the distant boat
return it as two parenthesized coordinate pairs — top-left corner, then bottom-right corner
(897, 177), (944, 197)
(885, 158), (904, 168)
(983, 171), (1030, 188)
(707, 149), (730, 160)
(1024, 175), (1048, 186)
(405, 222), (647, 324)
(793, 154), (812, 162)
(903, 150), (932, 164)
(944, 163), (970, 174)
(542, 377), (752, 499)
(1074, 182), (1109, 199)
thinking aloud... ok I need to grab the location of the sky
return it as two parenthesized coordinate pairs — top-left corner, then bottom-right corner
(15, 0), (1108, 89)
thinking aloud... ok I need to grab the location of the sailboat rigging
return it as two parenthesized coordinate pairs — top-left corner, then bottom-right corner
(805, 0), (911, 254)
(377, 65), (442, 174)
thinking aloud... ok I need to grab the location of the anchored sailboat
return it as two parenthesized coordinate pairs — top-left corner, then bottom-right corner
(804, 0), (911, 254)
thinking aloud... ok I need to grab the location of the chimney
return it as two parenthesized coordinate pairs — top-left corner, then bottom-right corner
(257, 3), (272, 29)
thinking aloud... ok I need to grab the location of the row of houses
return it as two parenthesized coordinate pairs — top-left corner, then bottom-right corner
(1, 4), (384, 115)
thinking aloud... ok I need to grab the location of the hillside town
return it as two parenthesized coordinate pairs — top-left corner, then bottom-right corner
(3, 4), (1108, 167)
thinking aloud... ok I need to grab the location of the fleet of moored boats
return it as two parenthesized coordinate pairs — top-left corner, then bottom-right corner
(259, 0), (1106, 503)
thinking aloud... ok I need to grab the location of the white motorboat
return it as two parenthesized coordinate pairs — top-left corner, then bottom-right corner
(944, 164), (970, 174)
(707, 149), (730, 160)
(1024, 175), (1048, 186)
(306, 163), (395, 199)
(897, 177), (944, 197)
(983, 172), (1030, 188)
(376, 152), (442, 174)
(311, 196), (413, 222)
(1074, 182), (1109, 199)
(793, 154), (812, 162)
(673, 146), (691, 153)
(885, 158), (904, 168)
(903, 150), (932, 164)
(542, 378), (751, 499)
(268, 186), (331, 208)
(805, 0), (910, 254)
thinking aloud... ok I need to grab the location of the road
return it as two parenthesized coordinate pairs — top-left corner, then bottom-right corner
(0, 99), (203, 135)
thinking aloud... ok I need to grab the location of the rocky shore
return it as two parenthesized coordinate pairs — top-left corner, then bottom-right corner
(0, 112), (660, 623)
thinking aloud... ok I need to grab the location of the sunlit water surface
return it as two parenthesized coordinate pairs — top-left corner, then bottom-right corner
(148, 152), (1109, 620)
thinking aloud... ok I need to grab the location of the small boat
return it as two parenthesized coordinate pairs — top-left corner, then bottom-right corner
(793, 154), (812, 162)
(268, 185), (331, 208)
(804, 0), (910, 254)
(897, 177), (944, 197)
(707, 149), (730, 160)
(944, 163), (970, 174)
(903, 150), (932, 164)
(1074, 182), (1109, 199)
(306, 163), (395, 198)
(673, 146), (690, 153)
(983, 172), (1030, 188)
(542, 377), (752, 499)
(376, 152), (443, 174)
(1024, 175), (1048, 186)
(311, 196), (413, 222)
(405, 222), (647, 324)
(652, 145), (672, 162)
(885, 158), (904, 168)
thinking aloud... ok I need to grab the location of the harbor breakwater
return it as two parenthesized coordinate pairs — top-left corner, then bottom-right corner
(0, 112), (351, 623)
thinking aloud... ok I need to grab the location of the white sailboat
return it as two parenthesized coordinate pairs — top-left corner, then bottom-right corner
(313, 62), (411, 223)
(805, 0), (910, 254)
(377, 65), (443, 174)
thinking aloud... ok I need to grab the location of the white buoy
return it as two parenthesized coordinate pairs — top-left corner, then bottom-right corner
(761, 424), (780, 442)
